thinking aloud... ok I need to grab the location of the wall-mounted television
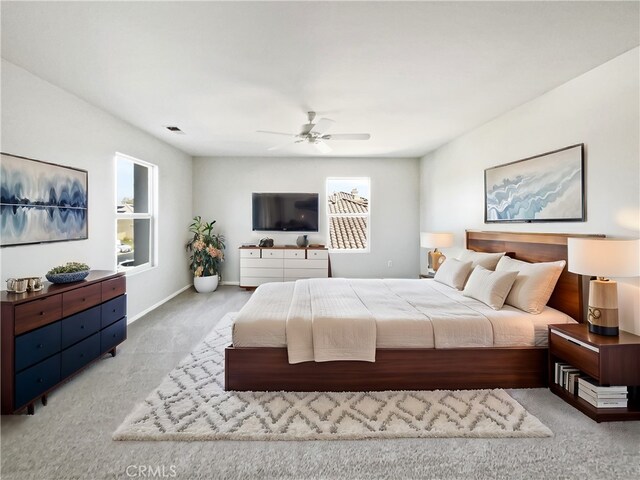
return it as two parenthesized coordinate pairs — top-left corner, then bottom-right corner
(252, 193), (319, 232)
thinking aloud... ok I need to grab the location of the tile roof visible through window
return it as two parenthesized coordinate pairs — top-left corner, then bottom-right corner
(328, 190), (368, 214)
(328, 190), (368, 250)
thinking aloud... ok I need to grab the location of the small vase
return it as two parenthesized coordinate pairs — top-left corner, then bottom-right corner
(194, 275), (219, 293)
(296, 235), (308, 247)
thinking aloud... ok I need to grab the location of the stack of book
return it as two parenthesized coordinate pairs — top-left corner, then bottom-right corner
(554, 362), (581, 394)
(577, 377), (628, 408)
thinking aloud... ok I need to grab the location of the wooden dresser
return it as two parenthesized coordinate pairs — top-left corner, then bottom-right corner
(1, 270), (127, 414)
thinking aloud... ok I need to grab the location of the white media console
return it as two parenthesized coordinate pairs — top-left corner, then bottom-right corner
(239, 246), (329, 288)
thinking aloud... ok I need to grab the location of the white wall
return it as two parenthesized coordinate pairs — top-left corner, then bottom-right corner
(193, 156), (420, 282)
(419, 48), (640, 334)
(1, 60), (193, 321)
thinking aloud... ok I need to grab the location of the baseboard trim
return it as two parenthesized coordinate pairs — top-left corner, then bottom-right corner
(128, 284), (191, 324)
(221, 280), (240, 286)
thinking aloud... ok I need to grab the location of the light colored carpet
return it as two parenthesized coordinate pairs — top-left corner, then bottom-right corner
(2, 286), (639, 480)
(113, 313), (552, 441)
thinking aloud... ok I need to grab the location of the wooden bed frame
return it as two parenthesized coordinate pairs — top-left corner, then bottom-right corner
(225, 231), (597, 392)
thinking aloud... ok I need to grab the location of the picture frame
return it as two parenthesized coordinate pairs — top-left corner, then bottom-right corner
(1, 153), (88, 247)
(484, 144), (585, 223)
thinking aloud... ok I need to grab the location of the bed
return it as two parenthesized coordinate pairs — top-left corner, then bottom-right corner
(225, 231), (594, 392)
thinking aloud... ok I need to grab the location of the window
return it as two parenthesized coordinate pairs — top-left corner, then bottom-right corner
(115, 153), (157, 272)
(326, 177), (370, 252)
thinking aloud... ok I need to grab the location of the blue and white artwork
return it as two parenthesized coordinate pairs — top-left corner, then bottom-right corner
(1, 153), (88, 246)
(485, 145), (584, 223)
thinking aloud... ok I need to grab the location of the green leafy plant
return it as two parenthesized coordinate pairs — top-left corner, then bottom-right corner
(186, 216), (225, 277)
(47, 262), (90, 275)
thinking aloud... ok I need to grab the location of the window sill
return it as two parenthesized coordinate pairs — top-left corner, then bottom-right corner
(117, 263), (157, 277)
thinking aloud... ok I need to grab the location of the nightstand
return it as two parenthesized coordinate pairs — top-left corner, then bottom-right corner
(548, 323), (640, 422)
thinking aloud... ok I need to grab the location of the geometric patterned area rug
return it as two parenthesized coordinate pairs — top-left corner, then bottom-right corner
(113, 313), (552, 441)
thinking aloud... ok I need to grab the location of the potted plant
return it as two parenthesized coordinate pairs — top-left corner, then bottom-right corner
(186, 216), (225, 293)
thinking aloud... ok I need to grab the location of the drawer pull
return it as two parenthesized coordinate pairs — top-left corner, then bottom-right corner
(112, 309), (116, 313)
(82, 298), (86, 302)
(37, 378), (43, 384)
(80, 325), (85, 329)
(40, 311), (45, 316)
(112, 333), (117, 338)
(37, 343), (44, 349)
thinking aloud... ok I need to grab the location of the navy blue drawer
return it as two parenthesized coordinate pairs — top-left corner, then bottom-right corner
(101, 317), (127, 353)
(61, 305), (101, 349)
(61, 333), (100, 378)
(101, 295), (126, 328)
(15, 354), (61, 408)
(15, 322), (61, 372)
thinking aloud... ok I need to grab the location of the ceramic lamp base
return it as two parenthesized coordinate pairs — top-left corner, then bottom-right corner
(588, 279), (619, 336)
(428, 249), (447, 272)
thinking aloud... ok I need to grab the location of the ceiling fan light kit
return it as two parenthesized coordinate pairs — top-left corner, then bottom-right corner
(258, 111), (371, 153)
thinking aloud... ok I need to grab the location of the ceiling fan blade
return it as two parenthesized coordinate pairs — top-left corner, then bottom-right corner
(323, 133), (371, 141)
(267, 140), (297, 151)
(310, 118), (334, 135)
(257, 130), (296, 137)
(314, 141), (332, 154)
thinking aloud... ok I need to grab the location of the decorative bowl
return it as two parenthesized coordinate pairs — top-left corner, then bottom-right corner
(45, 270), (90, 284)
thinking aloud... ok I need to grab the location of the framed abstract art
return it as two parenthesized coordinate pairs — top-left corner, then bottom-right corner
(484, 144), (585, 223)
(1, 153), (88, 247)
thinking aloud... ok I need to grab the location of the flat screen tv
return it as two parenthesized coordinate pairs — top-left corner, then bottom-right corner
(252, 193), (319, 232)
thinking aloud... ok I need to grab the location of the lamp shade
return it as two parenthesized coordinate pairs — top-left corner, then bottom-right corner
(420, 232), (454, 249)
(567, 238), (640, 278)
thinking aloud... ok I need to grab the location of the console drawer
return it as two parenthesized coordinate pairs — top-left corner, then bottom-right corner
(62, 283), (102, 317)
(101, 295), (127, 328)
(61, 305), (101, 349)
(15, 294), (62, 335)
(15, 322), (61, 372)
(15, 354), (61, 408)
(102, 276), (126, 302)
(61, 333), (100, 378)
(307, 249), (328, 260)
(240, 248), (261, 258)
(101, 317), (127, 353)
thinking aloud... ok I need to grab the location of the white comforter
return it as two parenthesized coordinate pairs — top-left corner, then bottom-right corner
(232, 278), (575, 364)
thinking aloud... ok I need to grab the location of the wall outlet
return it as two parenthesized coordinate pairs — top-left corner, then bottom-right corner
(387, 260), (392, 268)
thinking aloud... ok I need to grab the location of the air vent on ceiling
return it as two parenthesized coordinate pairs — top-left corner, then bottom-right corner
(164, 125), (185, 134)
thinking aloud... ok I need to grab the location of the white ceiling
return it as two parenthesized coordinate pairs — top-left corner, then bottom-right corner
(2, 1), (638, 158)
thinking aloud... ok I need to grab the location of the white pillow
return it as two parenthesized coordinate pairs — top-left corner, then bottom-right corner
(495, 256), (566, 314)
(433, 258), (473, 290)
(457, 249), (506, 270)
(462, 266), (519, 310)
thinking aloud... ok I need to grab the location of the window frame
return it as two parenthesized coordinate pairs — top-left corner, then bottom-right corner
(115, 152), (158, 274)
(326, 177), (371, 254)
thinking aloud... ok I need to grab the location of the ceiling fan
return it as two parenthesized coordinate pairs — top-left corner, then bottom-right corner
(257, 111), (371, 153)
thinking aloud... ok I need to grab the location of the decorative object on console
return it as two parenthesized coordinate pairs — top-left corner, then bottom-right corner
(484, 144), (584, 223)
(186, 216), (225, 293)
(296, 235), (309, 247)
(1, 153), (88, 247)
(45, 262), (90, 284)
(420, 232), (454, 272)
(567, 237), (640, 336)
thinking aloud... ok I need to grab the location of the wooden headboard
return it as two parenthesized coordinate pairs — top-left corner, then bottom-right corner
(466, 230), (604, 323)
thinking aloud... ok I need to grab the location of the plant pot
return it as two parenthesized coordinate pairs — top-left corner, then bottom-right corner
(193, 275), (219, 293)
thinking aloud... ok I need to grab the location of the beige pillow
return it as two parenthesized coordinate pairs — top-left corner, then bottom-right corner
(462, 266), (518, 310)
(458, 249), (506, 270)
(495, 256), (566, 314)
(433, 258), (473, 290)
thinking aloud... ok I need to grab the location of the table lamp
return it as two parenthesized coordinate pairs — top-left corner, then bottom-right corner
(420, 232), (454, 272)
(567, 237), (640, 336)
